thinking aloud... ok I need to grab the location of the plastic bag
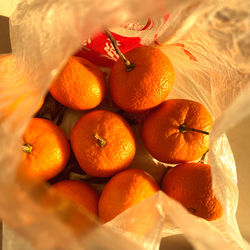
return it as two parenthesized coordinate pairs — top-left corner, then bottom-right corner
(1, 0), (250, 249)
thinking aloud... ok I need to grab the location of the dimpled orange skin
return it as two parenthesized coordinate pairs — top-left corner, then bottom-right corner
(142, 99), (213, 164)
(109, 46), (175, 113)
(50, 56), (106, 110)
(161, 163), (223, 221)
(98, 168), (160, 222)
(23, 118), (70, 180)
(70, 110), (136, 178)
(52, 180), (99, 215)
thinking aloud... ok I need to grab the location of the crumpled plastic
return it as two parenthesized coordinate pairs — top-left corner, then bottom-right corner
(0, 0), (250, 249)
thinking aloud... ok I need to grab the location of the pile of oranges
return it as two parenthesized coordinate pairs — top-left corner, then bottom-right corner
(19, 32), (223, 226)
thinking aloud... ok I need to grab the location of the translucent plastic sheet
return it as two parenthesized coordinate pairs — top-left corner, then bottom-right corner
(0, 0), (250, 249)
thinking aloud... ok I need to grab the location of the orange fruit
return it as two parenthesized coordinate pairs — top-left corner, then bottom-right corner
(70, 110), (136, 177)
(0, 54), (44, 120)
(161, 163), (223, 221)
(52, 180), (99, 215)
(50, 56), (106, 110)
(142, 99), (212, 164)
(109, 46), (174, 113)
(98, 168), (160, 222)
(22, 118), (70, 180)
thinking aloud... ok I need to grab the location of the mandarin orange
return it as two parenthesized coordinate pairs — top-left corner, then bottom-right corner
(161, 163), (223, 221)
(109, 46), (174, 113)
(52, 180), (99, 215)
(22, 118), (70, 180)
(98, 168), (160, 222)
(70, 110), (136, 177)
(50, 56), (106, 110)
(142, 99), (212, 164)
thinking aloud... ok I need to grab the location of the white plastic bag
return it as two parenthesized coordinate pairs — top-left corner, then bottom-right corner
(0, 0), (250, 249)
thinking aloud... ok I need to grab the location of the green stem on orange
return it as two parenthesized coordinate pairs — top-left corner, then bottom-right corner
(104, 30), (135, 72)
(93, 133), (107, 148)
(179, 124), (209, 135)
(22, 143), (33, 153)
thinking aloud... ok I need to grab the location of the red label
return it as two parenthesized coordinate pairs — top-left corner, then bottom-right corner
(75, 32), (142, 68)
(74, 15), (199, 67)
